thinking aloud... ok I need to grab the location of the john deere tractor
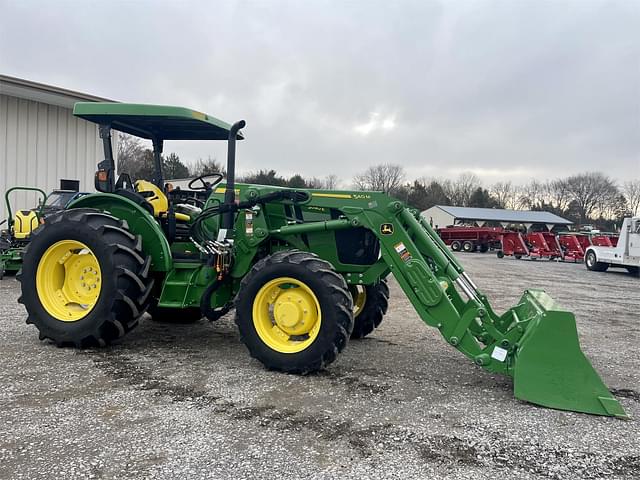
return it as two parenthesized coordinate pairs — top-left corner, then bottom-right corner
(18, 103), (627, 418)
(1, 183), (88, 279)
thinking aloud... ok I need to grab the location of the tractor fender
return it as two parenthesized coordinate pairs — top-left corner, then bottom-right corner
(67, 193), (172, 272)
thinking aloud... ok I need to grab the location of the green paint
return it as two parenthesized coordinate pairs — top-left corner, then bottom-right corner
(66, 103), (625, 418)
(67, 193), (172, 271)
(0, 247), (22, 274)
(73, 102), (241, 141)
(512, 290), (628, 418)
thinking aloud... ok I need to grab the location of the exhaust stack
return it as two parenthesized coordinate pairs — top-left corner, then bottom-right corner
(221, 120), (246, 232)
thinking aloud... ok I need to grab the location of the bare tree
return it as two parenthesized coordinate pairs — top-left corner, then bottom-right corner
(452, 173), (481, 206)
(116, 133), (147, 174)
(622, 180), (640, 215)
(565, 172), (619, 223)
(353, 164), (405, 194)
(190, 157), (224, 177)
(438, 173), (481, 207)
(597, 194), (629, 220)
(490, 181), (518, 209)
(323, 174), (339, 190)
(546, 179), (572, 212)
(518, 180), (546, 210)
(305, 177), (324, 189)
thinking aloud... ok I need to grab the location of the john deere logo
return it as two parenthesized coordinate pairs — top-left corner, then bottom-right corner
(380, 223), (394, 235)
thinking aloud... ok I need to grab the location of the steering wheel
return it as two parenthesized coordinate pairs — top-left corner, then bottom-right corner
(188, 173), (224, 192)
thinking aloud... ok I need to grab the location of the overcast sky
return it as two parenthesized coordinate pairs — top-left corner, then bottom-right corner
(1, 0), (638, 186)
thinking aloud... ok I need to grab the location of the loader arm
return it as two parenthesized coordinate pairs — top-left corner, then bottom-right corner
(345, 202), (626, 418)
(210, 184), (626, 418)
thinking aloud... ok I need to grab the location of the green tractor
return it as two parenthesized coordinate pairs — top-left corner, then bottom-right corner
(1, 183), (88, 279)
(18, 102), (627, 418)
(1, 186), (48, 279)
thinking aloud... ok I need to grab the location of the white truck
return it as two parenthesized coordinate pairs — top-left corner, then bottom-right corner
(585, 217), (640, 275)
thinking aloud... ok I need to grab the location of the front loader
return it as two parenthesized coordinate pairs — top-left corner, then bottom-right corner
(17, 102), (627, 418)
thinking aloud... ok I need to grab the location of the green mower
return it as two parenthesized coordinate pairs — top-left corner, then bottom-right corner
(1, 183), (88, 278)
(17, 102), (627, 418)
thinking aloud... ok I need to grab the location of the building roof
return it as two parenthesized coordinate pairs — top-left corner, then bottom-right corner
(423, 205), (573, 225)
(0, 74), (115, 109)
(73, 102), (242, 141)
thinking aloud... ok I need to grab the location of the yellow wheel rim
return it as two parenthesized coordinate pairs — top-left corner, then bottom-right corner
(36, 240), (102, 322)
(252, 277), (321, 354)
(350, 285), (367, 318)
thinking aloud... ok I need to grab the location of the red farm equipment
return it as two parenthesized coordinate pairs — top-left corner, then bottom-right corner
(575, 234), (592, 251)
(437, 226), (503, 253)
(558, 234), (585, 262)
(526, 232), (563, 260)
(496, 231), (529, 259)
(591, 234), (619, 247)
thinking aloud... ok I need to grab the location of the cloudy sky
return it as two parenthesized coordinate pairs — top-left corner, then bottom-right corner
(1, 0), (638, 186)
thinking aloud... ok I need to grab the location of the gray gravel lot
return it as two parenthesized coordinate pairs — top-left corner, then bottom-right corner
(0, 254), (638, 479)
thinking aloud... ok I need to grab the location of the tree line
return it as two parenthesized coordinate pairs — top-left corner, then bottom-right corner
(117, 135), (224, 179)
(117, 135), (340, 189)
(117, 135), (639, 228)
(353, 163), (640, 228)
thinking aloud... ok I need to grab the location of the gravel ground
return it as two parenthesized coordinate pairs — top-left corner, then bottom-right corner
(0, 254), (638, 480)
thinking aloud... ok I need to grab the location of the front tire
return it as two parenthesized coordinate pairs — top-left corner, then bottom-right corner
(235, 250), (353, 374)
(585, 251), (609, 272)
(18, 209), (154, 347)
(349, 281), (390, 339)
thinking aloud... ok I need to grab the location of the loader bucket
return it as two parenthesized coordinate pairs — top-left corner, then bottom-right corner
(510, 289), (627, 418)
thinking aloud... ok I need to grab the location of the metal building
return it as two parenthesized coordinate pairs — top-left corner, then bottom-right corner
(0, 74), (116, 218)
(421, 205), (572, 230)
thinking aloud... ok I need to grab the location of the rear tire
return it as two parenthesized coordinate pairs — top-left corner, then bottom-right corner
(349, 280), (390, 339)
(235, 250), (353, 374)
(450, 241), (461, 252)
(462, 241), (474, 252)
(585, 251), (609, 272)
(479, 243), (489, 253)
(626, 266), (639, 277)
(18, 208), (154, 347)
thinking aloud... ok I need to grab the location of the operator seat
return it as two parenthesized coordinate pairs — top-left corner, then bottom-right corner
(134, 180), (194, 243)
(134, 180), (190, 222)
(13, 210), (39, 239)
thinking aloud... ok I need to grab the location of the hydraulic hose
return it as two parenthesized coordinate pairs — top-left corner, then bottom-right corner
(200, 278), (232, 321)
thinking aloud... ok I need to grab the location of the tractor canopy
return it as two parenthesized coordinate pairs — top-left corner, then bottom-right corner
(73, 102), (244, 194)
(73, 102), (243, 141)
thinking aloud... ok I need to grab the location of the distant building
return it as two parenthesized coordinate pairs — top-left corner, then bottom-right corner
(422, 205), (573, 230)
(0, 74), (116, 216)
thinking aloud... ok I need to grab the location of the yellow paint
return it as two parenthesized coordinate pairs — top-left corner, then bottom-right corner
(214, 187), (240, 194)
(312, 193), (352, 199)
(13, 210), (39, 239)
(252, 277), (321, 353)
(350, 285), (367, 318)
(36, 240), (102, 322)
(191, 110), (206, 120)
(135, 180), (169, 216)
